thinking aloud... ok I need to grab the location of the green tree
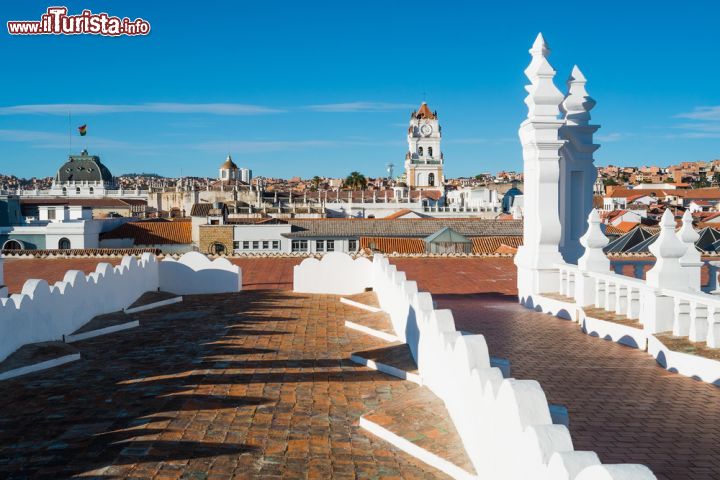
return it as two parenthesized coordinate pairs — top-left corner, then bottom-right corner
(343, 171), (367, 190)
(310, 175), (322, 191)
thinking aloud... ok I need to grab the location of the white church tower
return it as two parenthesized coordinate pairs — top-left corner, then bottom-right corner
(404, 102), (444, 189)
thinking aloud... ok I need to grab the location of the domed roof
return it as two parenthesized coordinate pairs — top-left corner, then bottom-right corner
(502, 186), (523, 213)
(55, 150), (113, 183)
(220, 155), (238, 170)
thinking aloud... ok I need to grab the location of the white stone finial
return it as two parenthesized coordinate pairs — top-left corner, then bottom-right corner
(678, 209), (702, 290)
(678, 210), (700, 248)
(523, 33), (564, 121)
(646, 209), (689, 289)
(578, 209), (610, 272)
(561, 65), (596, 126)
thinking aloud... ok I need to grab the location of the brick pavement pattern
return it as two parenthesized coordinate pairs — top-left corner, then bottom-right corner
(392, 257), (720, 480)
(0, 290), (446, 479)
(3, 256), (720, 479)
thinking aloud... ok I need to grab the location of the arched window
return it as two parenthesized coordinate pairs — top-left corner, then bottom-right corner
(428, 147), (433, 157)
(428, 173), (435, 186)
(2, 239), (23, 250)
(210, 242), (226, 255)
(75, 187), (81, 195)
(89, 187), (94, 194)
(62, 187), (67, 195)
(58, 238), (71, 249)
(418, 146), (423, 156)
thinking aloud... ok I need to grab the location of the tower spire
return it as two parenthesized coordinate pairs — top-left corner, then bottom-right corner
(561, 65), (596, 126)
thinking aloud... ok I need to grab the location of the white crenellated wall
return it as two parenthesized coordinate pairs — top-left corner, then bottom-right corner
(158, 252), (242, 295)
(0, 253), (159, 362)
(372, 253), (656, 480)
(293, 252), (373, 295)
(0, 251), (243, 362)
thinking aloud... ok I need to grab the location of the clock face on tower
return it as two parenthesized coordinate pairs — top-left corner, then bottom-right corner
(420, 124), (433, 136)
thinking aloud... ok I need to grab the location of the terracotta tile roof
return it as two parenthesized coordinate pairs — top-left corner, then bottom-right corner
(471, 236), (523, 254)
(190, 203), (213, 217)
(383, 209), (429, 219)
(1, 248), (160, 257)
(414, 102), (437, 120)
(604, 224), (626, 236)
(100, 220), (192, 245)
(494, 244), (519, 254)
(359, 237), (425, 254)
(614, 221), (640, 233)
(284, 218), (523, 238)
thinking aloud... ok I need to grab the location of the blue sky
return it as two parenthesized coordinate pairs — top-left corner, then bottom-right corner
(0, 1), (719, 180)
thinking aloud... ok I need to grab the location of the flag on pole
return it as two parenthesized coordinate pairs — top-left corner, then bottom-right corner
(78, 124), (87, 136)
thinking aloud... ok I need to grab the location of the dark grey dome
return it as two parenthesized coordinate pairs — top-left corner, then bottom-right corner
(56, 150), (113, 183)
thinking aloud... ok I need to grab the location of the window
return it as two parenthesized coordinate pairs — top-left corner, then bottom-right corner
(47, 208), (56, 220)
(292, 240), (308, 252)
(252, 241), (259, 249)
(272, 240), (280, 250)
(326, 240), (335, 252)
(58, 238), (71, 249)
(418, 146), (424, 156)
(2, 239), (23, 250)
(316, 240), (325, 252)
(349, 239), (358, 252)
(210, 242), (226, 255)
(262, 241), (269, 250)
(243, 241), (250, 249)
(428, 146), (433, 157)
(210, 219), (219, 225)
(428, 173), (435, 186)
(233, 241), (240, 250)
(62, 187), (67, 195)
(89, 187), (94, 194)
(75, 187), (81, 194)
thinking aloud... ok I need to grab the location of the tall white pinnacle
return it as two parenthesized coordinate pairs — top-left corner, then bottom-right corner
(557, 63), (601, 265)
(515, 33), (566, 302)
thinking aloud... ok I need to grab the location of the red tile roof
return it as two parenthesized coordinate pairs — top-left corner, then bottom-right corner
(359, 237), (425, 254)
(471, 236), (523, 254)
(100, 220), (192, 245)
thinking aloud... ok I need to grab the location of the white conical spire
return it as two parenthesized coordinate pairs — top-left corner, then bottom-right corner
(578, 209), (610, 272)
(646, 209), (689, 289)
(523, 32), (564, 121)
(561, 65), (596, 126)
(678, 209), (701, 274)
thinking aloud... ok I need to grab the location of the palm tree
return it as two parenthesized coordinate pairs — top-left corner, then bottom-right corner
(310, 175), (322, 191)
(344, 171), (367, 190)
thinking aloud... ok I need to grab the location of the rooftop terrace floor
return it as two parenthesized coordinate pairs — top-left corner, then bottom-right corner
(1, 257), (720, 479)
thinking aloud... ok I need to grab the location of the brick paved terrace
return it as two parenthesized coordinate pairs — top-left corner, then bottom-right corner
(2, 256), (719, 479)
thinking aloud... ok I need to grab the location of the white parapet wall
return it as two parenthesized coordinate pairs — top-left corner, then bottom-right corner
(0, 251), (243, 362)
(159, 252), (242, 295)
(293, 252), (373, 295)
(370, 253), (656, 480)
(0, 253), (159, 362)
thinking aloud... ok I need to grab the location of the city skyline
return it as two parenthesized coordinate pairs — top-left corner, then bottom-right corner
(1, 1), (719, 179)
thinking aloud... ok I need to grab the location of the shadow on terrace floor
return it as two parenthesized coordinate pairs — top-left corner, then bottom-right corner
(0, 289), (415, 478)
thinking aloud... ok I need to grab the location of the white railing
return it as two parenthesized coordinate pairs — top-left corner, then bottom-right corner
(657, 288), (720, 346)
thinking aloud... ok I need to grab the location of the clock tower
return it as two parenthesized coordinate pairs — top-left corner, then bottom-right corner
(404, 101), (444, 189)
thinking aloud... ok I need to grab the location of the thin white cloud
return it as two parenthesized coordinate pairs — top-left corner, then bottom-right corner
(194, 139), (402, 153)
(0, 103), (284, 116)
(675, 106), (720, 121)
(306, 102), (416, 113)
(595, 132), (630, 143)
